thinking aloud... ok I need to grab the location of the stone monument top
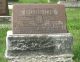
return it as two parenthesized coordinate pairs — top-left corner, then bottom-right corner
(12, 4), (67, 34)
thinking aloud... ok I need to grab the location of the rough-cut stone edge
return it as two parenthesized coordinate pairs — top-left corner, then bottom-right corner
(5, 30), (73, 59)
(57, 1), (80, 7)
(0, 16), (11, 17)
(7, 30), (72, 37)
(9, 54), (73, 62)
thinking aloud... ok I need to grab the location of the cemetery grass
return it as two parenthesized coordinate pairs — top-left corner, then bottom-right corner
(0, 22), (10, 62)
(0, 8), (80, 62)
(15, 0), (58, 3)
(16, 0), (48, 3)
(66, 8), (80, 62)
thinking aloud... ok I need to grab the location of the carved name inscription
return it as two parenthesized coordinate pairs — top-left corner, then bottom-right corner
(0, 0), (8, 15)
(13, 4), (67, 34)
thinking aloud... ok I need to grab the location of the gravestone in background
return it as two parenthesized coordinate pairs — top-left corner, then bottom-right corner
(5, 4), (73, 62)
(0, 0), (8, 15)
(57, 0), (80, 7)
(66, 0), (77, 2)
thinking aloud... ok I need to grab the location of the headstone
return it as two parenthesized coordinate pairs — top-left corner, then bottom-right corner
(13, 4), (67, 34)
(66, 0), (77, 2)
(57, 0), (80, 7)
(0, 0), (8, 15)
(5, 4), (73, 62)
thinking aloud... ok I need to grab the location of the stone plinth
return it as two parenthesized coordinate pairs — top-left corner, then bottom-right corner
(5, 31), (73, 62)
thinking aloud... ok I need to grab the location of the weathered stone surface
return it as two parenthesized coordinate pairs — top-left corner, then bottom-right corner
(13, 4), (67, 34)
(5, 31), (73, 58)
(8, 54), (73, 62)
(0, 0), (8, 15)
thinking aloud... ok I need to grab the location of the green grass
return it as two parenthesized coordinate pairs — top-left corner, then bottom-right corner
(9, 9), (12, 16)
(49, 0), (58, 3)
(14, 0), (58, 3)
(0, 21), (10, 62)
(16, 0), (48, 3)
(66, 8), (80, 62)
(0, 28), (9, 62)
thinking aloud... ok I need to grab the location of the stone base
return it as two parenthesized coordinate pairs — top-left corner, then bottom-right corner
(8, 54), (73, 62)
(5, 31), (73, 62)
(57, 1), (80, 7)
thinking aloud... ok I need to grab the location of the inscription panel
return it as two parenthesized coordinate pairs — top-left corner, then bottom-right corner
(0, 0), (8, 15)
(13, 4), (67, 34)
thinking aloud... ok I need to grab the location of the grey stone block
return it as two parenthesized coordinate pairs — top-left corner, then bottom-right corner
(5, 31), (73, 62)
(5, 31), (73, 58)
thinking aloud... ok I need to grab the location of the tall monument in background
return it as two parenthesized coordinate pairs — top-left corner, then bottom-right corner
(0, 0), (8, 15)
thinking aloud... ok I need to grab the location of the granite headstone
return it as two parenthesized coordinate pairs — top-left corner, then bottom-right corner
(13, 4), (67, 34)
